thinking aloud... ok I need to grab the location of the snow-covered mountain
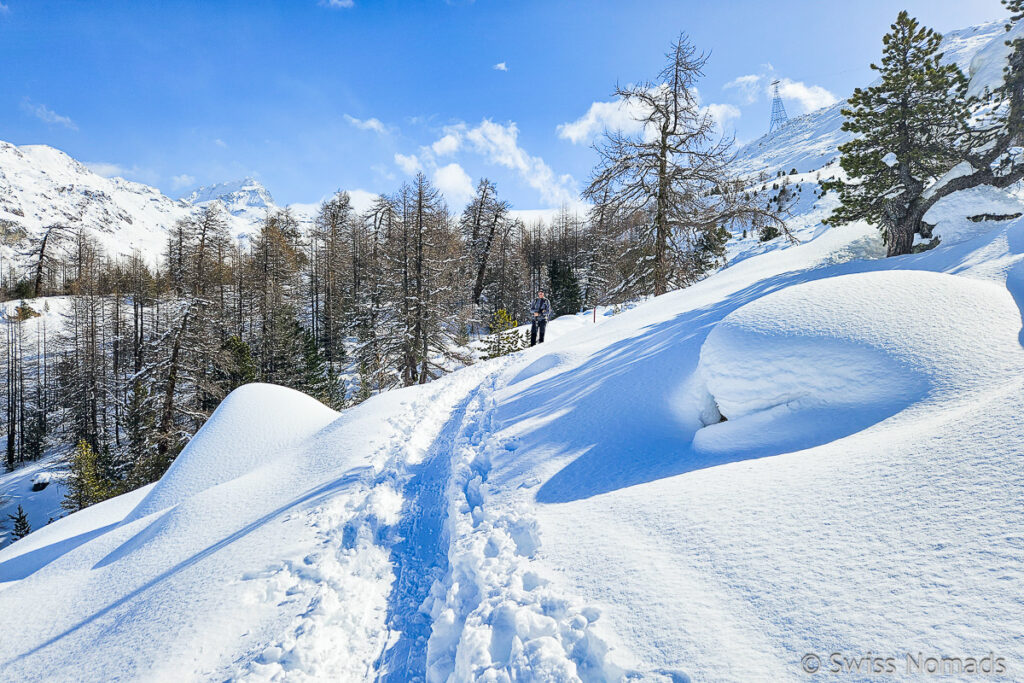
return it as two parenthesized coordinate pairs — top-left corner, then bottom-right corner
(182, 176), (277, 223)
(0, 142), (194, 266)
(0, 146), (305, 271)
(182, 177), (275, 212)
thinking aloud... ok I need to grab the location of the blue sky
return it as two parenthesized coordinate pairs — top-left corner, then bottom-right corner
(0, 0), (1010, 210)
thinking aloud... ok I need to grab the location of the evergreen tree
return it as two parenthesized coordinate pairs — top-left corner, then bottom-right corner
(217, 335), (258, 395)
(548, 259), (582, 315)
(7, 504), (30, 540)
(62, 439), (116, 512)
(484, 309), (525, 359)
(920, 0), (1024, 205)
(823, 12), (970, 256)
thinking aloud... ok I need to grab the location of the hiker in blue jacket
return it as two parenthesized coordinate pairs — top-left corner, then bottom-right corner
(529, 290), (551, 346)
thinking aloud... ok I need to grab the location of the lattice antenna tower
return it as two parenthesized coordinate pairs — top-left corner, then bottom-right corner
(769, 79), (789, 134)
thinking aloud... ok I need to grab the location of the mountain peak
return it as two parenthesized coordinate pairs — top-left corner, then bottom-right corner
(181, 177), (275, 215)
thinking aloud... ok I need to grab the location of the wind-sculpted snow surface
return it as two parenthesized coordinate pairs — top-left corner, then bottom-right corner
(695, 271), (1021, 457)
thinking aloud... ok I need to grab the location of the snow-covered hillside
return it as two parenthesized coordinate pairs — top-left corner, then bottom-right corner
(0, 142), (194, 266)
(2, 177), (1023, 680)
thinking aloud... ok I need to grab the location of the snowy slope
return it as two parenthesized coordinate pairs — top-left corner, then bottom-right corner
(1, 181), (1023, 681)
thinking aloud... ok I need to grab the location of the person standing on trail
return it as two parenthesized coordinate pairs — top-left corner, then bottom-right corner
(529, 290), (551, 347)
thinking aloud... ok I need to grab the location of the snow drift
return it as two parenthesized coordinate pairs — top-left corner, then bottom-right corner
(695, 270), (1021, 456)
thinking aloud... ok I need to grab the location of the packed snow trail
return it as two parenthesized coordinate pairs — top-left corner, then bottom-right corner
(375, 386), (484, 681)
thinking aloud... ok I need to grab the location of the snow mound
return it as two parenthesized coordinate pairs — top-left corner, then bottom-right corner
(127, 383), (338, 521)
(695, 271), (1021, 455)
(509, 351), (572, 386)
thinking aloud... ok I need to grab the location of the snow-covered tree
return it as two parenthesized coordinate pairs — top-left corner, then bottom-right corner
(459, 178), (509, 310)
(387, 175), (471, 386)
(922, 0), (1024, 208)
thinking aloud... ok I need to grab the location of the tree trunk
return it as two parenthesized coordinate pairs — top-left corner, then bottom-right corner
(886, 209), (921, 257)
(34, 229), (51, 297)
(157, 311), (189, 458)
(653, 131), (670, 296)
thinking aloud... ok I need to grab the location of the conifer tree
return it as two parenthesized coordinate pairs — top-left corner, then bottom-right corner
(8, 504), (30, 540)
(923, 0), (1024, 203)
(484, 309), (525, 359)
(548, 259), (582, 315)
(62, 439), (116, 512)
(460, 179), (509, 309)
(823, 12), (970, 255)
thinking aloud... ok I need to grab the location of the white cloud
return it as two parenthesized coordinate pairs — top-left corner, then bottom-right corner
(723, 74), (762, 104)
(396, 119), (580, 208)
(319, 0), (354, 7)
(776, 78), (837, 112)
(84, 161), (158, 185)
(493, 62), (508, 72)
(433, 162), (475, 206)
(723, 69), (837, 115)
(431, 132), (461, 156)
(465, 119), (578, 207)
(344, 114), (389, 135)
(705, 103), (741, 131)
(171, 174), (196, 190)
(0, 3), (9, 14)
(214, 138), (227, 148)
(84, 162), (125, 177)
(556, 97), (648, 145)
(20, 98), (77, 130)
(394, 153), (422, 175)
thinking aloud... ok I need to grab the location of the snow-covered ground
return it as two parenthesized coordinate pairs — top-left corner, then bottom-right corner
(2, 180), (1023, 680)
